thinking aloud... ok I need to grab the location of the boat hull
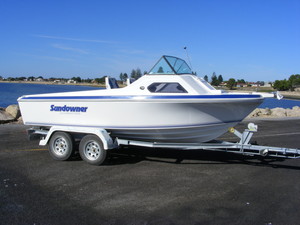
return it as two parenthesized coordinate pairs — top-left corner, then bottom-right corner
(108, 121), (238, 143)
(18, 98), (263, 143)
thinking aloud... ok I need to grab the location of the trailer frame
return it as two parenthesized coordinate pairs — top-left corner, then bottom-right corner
(27, 122), (300, 165)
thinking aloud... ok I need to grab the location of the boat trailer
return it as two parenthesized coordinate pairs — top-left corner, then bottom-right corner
(117, 123), (300, 159)
(28, 123), (300, 166)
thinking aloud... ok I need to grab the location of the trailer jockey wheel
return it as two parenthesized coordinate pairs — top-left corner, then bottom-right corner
(79, 135), (107, 166)
(48, 132), (75, 161)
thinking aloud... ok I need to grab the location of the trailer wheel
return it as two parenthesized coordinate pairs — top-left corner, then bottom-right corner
(48, 132), (74, 161)
(79, 135), (107, 166)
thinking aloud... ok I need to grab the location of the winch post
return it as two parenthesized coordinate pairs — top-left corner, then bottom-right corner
(230, 123), (257, 145)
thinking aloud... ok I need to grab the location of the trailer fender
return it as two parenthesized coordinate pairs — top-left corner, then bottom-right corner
(39, 126), (115, 150)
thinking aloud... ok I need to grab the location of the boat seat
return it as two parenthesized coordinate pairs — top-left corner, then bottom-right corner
(105, 77), (119, 89)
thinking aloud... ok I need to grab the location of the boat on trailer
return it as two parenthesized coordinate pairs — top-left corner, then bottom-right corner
(19, 55), (297, 166)
(18, 55), (276, 143)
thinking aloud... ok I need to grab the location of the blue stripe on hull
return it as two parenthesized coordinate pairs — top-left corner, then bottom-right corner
(20, 94), (262, 100)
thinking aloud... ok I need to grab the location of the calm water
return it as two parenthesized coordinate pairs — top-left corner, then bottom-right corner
(1, 83), (300, 109)
(0, 83), (100, 107)
(258, 98), (300, 109)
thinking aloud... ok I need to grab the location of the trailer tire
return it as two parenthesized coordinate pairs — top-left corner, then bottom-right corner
(79, 135), (107, 166)
(48, 132), (75, 161)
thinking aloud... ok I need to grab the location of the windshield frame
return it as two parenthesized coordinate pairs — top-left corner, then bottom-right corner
(148, 55), (193, 75)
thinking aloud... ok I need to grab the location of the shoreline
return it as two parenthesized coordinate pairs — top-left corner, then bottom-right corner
(1, 81), (300, 99)
(0, 80), (106, 88)
(229, 90), (300, 100)
(279, 91), (300, 100)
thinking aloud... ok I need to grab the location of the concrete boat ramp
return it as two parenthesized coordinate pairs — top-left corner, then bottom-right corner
(1, 119), (300, 225)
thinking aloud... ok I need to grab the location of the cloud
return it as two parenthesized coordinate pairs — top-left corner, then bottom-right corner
(118, 49), (145, 54)
(52, 44), (89, 54)
(34, 34), (117, 44)
(15, 52), (74, 62)
(40, 55), (75, 62)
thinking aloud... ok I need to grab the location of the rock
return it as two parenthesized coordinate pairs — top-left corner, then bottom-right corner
(247, 106), (300, 119)
(0, 108), (14, 123)
(260, 108), (272, 116)
(248, 108), (261, 118)
(286, 106), (300, 117)
(286, 109), (296, 117)
(248, 108), (272, 118)
(6, 104), (20, 119)
(17, 116), (23, 124)
(271, 107), (287, 117)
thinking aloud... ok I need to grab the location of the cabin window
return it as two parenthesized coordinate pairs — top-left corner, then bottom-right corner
(147, 83), (188, 93)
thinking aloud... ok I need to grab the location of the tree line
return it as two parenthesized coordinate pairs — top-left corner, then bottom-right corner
(204, 72), (238, 89)
(0, 73), (246, 90)
(273, 74), (300, 91)
(204, 72), (223, 86)
(2, 73), (299, 91)
(0, 67), (148, 84)
(119, 68), (147, 82)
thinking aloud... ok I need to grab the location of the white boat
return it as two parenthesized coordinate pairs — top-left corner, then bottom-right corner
(18, 55), (276, 143)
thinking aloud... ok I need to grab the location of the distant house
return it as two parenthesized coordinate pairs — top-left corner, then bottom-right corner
(294, 85), (300, 91)
(236, 83), (247, 88)
(247, 82), (259, 87)
(35, 78), (44, 82)
(261, 82), (272, 87)
(67, 79), (77, 84)
(219, 82), (227, 87)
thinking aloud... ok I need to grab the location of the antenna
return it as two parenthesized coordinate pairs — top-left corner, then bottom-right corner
(183, 46), (193, 71)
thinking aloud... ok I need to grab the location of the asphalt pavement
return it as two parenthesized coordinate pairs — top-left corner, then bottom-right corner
(1, 119), (300, 225)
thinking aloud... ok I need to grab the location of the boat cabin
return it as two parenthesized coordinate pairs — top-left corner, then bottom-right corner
(112, 55), (222, 95)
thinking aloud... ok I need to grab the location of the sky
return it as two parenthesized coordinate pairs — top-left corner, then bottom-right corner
(0, 0), (299, 82)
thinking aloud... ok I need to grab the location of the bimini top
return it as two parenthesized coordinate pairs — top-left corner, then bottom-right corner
(149, 55), (192, 75)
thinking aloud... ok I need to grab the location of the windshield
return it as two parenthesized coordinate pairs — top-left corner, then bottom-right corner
(149, 55), (192, 75)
